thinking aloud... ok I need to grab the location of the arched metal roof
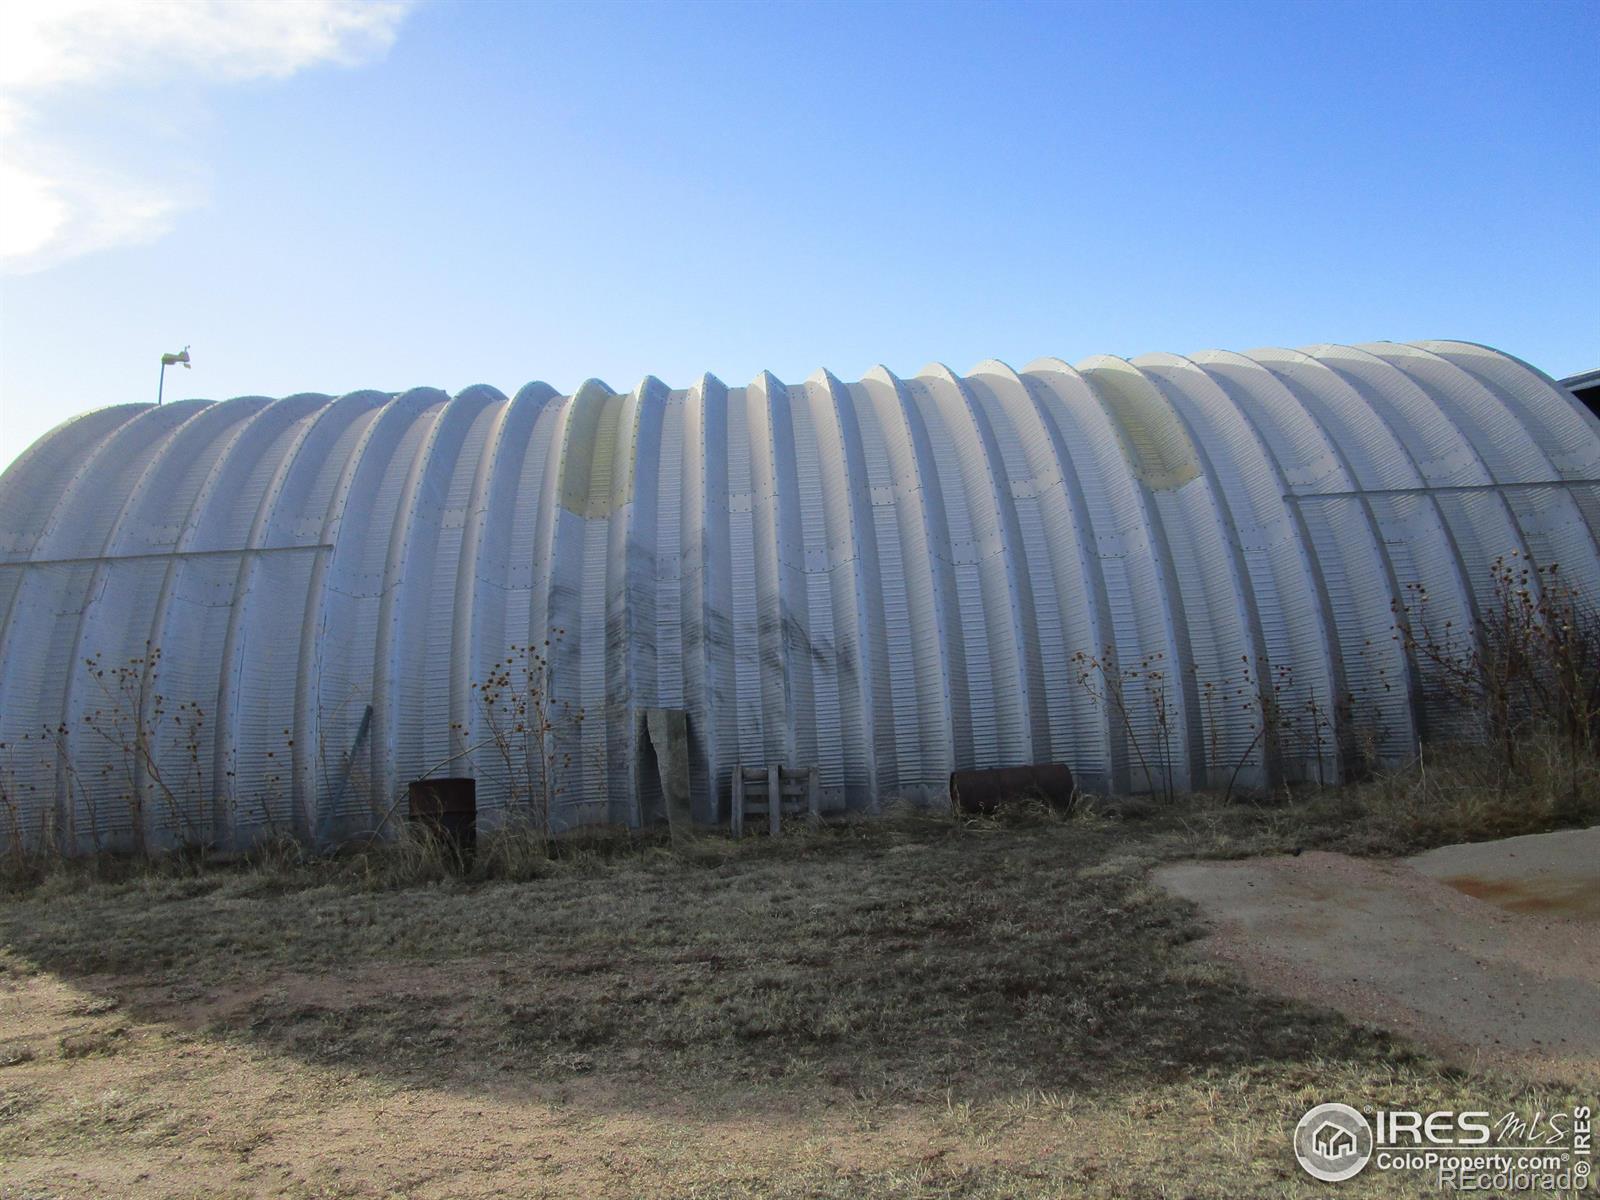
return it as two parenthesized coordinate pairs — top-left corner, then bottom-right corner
(2, 340), (1597, 852)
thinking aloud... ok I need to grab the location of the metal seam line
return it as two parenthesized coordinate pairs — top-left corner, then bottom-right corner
(0, 545), (336, 569)
(1283, 480), (1599, 501)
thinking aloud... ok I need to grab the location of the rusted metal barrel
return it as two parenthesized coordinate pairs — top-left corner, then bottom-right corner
(950, 763), (1076, 814)
(408, 777), (477, 852)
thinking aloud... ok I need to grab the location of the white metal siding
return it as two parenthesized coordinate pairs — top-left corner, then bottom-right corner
(2, 340), (1597, 851)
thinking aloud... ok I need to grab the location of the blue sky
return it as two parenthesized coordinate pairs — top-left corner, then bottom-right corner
(1, 0), (1596, 471)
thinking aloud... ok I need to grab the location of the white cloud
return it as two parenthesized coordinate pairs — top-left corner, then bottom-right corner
(0, 137), (193, 269)
(0, 0), (415, 273)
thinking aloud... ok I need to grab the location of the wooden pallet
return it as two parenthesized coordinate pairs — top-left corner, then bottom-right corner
(730, 764), (820, 836)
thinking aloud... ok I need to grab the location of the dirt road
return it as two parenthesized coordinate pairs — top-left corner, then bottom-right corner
(1156, 827), (1600, 1082)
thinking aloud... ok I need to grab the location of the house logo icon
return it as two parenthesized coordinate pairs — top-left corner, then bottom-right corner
(1313, 1122), (1356, 1158)
(1294, 1103), (1374, 1182)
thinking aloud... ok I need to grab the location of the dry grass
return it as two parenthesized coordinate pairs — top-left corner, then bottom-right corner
(0, 745), (1596, 1197)
(6, 810), (1336, 1099)
(1130, 731), (1600, 861)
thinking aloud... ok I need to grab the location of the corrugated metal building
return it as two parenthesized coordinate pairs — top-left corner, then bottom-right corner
(2, 339), (1597, 852)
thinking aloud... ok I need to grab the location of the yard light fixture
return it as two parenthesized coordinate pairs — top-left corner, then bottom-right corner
(158, 345), (191, 405)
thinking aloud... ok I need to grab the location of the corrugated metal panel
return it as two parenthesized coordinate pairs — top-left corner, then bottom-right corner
(2, 339), (1597, 851)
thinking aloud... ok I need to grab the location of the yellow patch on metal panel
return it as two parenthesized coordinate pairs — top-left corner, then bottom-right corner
(1083, 361), (1201, 490)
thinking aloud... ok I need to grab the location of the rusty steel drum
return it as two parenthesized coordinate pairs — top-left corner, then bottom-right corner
(950, 763), (1076, 814)
(408, 777), (477, 852)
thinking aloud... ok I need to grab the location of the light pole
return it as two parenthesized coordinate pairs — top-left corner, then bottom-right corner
(158, 346), (191, 404)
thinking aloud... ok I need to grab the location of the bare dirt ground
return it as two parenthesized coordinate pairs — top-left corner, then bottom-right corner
(2, 790), (1595, 1198)
(1155, 826), (1600, 1082)
(1411, 824), (1600, 919)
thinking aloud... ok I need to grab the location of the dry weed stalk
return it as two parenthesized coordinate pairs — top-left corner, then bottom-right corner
(464, 632), (584, 845)
(1395, 554), (1600, 801)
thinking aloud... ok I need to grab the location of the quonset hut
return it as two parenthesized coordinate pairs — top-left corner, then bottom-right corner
(1, 340), (1597, 853)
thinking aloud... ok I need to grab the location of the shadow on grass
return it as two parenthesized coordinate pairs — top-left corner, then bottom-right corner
(0, 809), (1417, 1115)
